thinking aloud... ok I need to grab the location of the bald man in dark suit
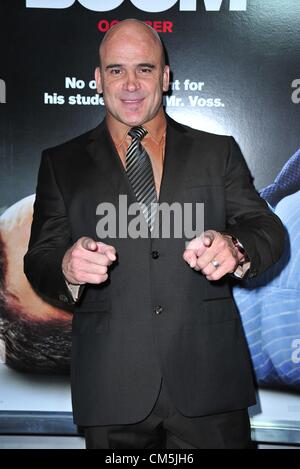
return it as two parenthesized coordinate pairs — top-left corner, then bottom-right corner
(24, 19), (284, 449)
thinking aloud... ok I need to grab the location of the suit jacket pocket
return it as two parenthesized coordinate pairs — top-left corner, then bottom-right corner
(184, 176), (225, 188)
(73, 283), (110, 334)
(72, 310), (110, 335)
(75, 283), (110, 312)
(199, 297), (239, 325)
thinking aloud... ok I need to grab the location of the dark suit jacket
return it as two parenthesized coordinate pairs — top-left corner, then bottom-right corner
(24, 116), (285, 426)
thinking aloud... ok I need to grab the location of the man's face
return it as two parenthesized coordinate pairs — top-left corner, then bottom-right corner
(95, 22), (170, 127)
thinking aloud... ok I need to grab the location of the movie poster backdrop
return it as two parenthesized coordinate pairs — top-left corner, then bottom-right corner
(1, 0), (300, 444)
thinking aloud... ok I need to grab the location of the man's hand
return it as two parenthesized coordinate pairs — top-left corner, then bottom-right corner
(183, 230), (239, 281)
(62, 237), (117, 285)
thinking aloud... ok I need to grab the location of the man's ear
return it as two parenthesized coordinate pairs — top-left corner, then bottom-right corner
(162, 65), (170, 93)
(95, 66), (103, 94)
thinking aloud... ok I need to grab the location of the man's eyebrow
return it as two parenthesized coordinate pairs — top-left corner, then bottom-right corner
(105, 64), (122, 70)
(105, 63), (156, 70)
(138, 63), (155, 68)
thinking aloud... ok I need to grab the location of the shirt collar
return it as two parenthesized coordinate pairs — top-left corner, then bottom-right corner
(106, 107), (167, 148)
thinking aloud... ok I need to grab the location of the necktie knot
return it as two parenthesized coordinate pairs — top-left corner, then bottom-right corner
(128, 126), (148, 141)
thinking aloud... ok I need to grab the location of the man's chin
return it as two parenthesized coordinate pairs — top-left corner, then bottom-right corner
(121, 116), (145, 127)
(116, 109), (148, 128)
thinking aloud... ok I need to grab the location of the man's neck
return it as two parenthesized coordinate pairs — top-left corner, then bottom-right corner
(106, 107), (167, 145)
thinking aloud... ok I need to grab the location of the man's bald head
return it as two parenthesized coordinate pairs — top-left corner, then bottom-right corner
(99, 19), (166, 69)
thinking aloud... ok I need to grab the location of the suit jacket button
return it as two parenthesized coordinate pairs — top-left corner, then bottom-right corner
(154, 305), (163, 315)
(59, 294), (69, 303)
(151, 250), (159, 259)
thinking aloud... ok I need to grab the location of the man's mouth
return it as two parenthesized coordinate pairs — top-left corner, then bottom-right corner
(121, 98), (145, 105)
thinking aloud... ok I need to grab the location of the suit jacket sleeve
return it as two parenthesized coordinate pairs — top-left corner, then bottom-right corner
(24, 150), (79, 309)
(223, 137), (285, 278)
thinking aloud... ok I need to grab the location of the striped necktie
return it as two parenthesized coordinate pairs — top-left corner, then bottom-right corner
(126, 126), (157, 231)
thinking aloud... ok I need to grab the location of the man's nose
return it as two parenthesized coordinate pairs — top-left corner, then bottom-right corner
(124, 71), (140, 91)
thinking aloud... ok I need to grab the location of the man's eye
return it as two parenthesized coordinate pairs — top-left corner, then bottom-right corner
(110, 69), (122, 75)
(139, 67), (153, 74)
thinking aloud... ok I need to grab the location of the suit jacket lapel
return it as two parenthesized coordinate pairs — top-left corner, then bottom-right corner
(158, 116), (193, 205)
(86, 120), (137, 207)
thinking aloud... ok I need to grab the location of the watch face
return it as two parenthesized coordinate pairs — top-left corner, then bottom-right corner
(234, 262), (251, 279)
